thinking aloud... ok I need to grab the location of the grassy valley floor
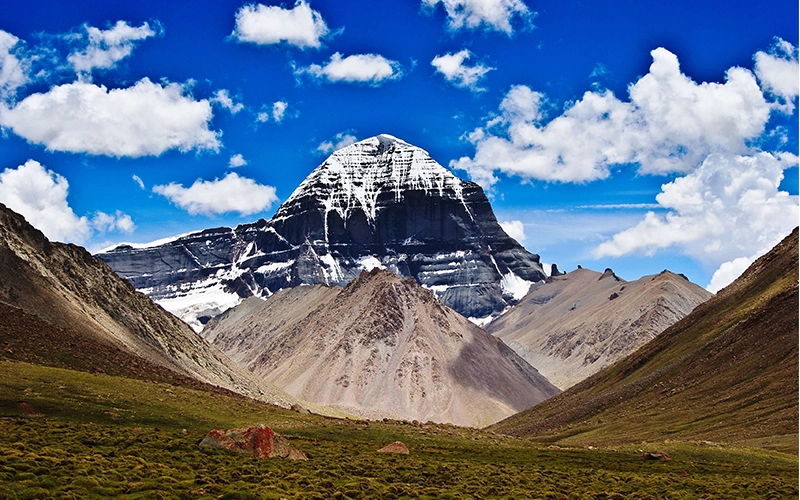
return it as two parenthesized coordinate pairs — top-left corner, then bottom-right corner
(0, 360), (797, 499)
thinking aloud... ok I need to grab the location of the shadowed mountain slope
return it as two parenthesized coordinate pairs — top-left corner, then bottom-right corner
(0, 203), (293, 407)
(203, 268), (560, 427)
(0, 301), (250, 397)
(488, 268), (712, 389)
(490, 228), (798, 452)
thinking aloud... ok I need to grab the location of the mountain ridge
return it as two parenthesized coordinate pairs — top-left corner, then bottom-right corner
(487, 267), (712, 389)
(489, 227), (798, 452)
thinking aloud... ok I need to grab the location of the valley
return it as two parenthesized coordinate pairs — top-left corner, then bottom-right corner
(1, 360), (796, 499)
(0, 1), (797, 496)
(0, 135), (796, 497)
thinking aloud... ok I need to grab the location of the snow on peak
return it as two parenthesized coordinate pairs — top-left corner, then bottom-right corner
(277, 134), (468, 225)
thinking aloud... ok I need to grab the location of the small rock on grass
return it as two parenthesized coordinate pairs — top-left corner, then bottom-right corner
(640, 451), (670, 461)
(378, 441), (409, 454)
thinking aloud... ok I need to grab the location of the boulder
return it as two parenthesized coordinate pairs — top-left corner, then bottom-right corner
(640, 451), (670, 461)
(378, 441), (409, 454)
(199, 424), (307, 460)
(291, 403), (310, 414)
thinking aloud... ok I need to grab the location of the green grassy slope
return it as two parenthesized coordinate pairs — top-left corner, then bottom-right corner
(490, 229), (799, 453)
(0, 360), (796, 499)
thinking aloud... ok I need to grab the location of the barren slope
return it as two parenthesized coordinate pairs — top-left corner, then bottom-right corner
(489, 228), (798, 451)
(0, 203), (293, 407)
(488, 268), (711, 389)
(203, 269), (560, 427)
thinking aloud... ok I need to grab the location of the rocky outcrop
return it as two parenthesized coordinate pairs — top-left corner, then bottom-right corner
(202, 268), (560, 427)
(0, 202), (293, 407)
(98, 135), (546, 329)
(487, 268), (712, 389)
(199, 424), (307, 460)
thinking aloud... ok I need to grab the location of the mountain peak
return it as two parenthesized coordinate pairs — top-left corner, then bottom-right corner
(277, 133), (466, 226)
(370, 133), (408, 147)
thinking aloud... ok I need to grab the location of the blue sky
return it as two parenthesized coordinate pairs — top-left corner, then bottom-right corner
(0, 0), (797, 292)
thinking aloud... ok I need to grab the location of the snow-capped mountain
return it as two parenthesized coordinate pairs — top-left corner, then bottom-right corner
(98, 134), (546, 329)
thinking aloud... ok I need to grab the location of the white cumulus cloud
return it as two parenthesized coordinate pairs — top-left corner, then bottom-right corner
(256, 100), (291, 123)
(0, 159), (90, 243)
(454, 41), (798, 294)
(229, 153), (247, 168)
(500, 220), (525, 243)
(232, 1), (331, 49)
(0, 78), (220, 157)
(706, 256), (754, 294)
(594, 152), (799, 291)
(0, 30), (29, 101)
(211, 89), (244, 114)
(272, 100), (288, 122)
(431, 49), (493, 92)
(92, 210), (136, 234)
(153, 172), (279, 216)
(296, 52), (403, 85)
(422, 0), (532, 34)
(68, 20), (159, 75)
(754, 37), (799, 113)
(317, 131), (358, 154)
(453, 47), (774, 187)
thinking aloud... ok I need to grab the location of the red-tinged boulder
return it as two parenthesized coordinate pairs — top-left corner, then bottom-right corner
(199, 424), (307, 460)
(377, 441), (409, 454)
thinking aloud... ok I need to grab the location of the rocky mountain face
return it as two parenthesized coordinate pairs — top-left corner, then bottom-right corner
(487, 268), (712, 389)
(0, 202), (294, 407)
(202, 268), (560, 427)
(489, 228), (798, 448)
(98, 135), (546, 330)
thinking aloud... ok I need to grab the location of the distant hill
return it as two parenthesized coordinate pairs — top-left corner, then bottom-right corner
(203, 268), (560, 427)
(490, 228), (798, 452)
(0, 202), (293, 407)
(487, 268), (711, 389)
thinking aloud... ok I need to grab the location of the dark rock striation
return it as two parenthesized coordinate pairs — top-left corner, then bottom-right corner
(98, 135), (546, 328)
